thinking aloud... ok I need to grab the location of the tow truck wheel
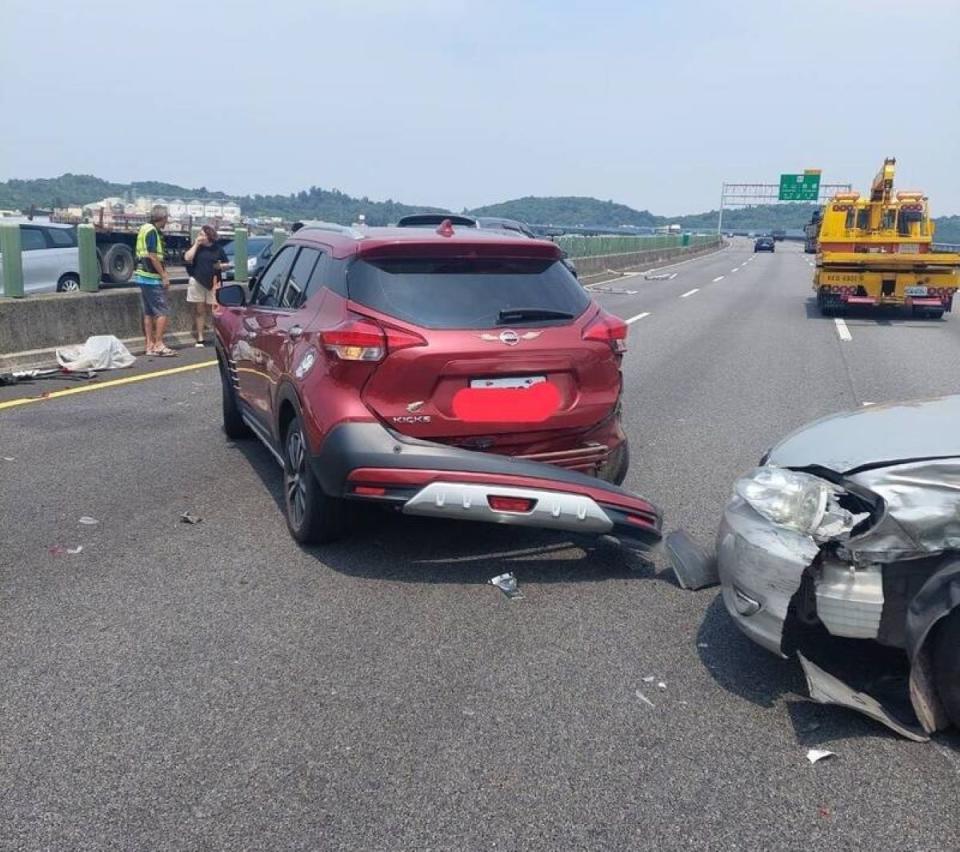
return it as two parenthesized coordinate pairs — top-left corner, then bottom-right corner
(933, 608), (960, 728)
(283, 415), (348, 545)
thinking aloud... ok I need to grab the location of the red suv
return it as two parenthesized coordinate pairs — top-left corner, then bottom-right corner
(214, 220), (661, 547)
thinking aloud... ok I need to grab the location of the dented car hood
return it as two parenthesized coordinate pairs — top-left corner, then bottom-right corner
(766, 395), (960, 473)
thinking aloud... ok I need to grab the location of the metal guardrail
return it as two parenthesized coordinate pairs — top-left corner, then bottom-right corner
(556, 233), (717, 259)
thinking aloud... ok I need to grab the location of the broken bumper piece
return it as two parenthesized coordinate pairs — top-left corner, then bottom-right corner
(309, 422), (662, 547)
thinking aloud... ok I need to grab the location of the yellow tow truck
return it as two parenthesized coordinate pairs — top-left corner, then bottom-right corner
(814, 158), (960, 319)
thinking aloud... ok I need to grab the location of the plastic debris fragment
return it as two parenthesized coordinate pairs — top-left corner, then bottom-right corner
(180, 512), (203, 525)
(635, 689), (655, 709)
(489, 572), (523, 599)
(806, 749), (836, 764)
(642, 676), (655, 683)
(78, 516), (99, 525)
(66, 546), (83, 555)
(657, 681), (667, 689)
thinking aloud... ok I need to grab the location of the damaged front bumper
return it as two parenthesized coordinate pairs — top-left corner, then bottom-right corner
(716, 458), (960, 738)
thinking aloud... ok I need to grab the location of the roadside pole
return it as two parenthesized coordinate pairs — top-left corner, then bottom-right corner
(78, 224), (100, 292)
(272, 228), (286, 254)
(0, 222), (24, 298)
(233, 228), (248, 283)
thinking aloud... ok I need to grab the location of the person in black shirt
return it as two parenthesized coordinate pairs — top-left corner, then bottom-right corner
(184, 224), (228, 347)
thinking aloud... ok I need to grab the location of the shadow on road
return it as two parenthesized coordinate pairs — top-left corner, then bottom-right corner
(802, 297), (948, 326)
(232, 435), (672, 586)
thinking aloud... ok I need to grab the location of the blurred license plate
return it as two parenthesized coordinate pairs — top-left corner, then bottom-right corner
(905, 286), (928, 296)
(470, 376), (546, 389)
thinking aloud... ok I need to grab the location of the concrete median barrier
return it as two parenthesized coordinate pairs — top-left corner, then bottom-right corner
(0, 284), (200, 370)
(0, 238), (724, 369)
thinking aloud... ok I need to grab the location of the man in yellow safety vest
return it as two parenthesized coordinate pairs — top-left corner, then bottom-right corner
(135, 205), (175, 356)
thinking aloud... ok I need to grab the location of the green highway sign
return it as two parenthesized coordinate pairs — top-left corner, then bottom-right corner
(779, 172), (821, 201)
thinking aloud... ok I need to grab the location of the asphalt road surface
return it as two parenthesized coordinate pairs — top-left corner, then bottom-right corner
(2, 239), (958, 850)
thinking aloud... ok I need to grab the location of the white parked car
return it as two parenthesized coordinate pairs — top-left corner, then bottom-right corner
(0, 222), (81, 294)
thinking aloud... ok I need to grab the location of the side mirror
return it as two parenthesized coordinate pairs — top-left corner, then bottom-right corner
(217, 284), (247, 307)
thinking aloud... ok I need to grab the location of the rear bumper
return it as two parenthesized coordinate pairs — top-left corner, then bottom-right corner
(309, 422), (662, 547)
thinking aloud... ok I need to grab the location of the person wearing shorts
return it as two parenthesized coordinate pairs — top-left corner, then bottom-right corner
(183, 224), (228, 347)
(134, 205), (176, 356)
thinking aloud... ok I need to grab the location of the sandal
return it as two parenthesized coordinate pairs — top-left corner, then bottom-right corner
(155, 346), (177, 357)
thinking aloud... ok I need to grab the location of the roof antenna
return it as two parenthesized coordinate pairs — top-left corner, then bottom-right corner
(436, 218), (455, 237)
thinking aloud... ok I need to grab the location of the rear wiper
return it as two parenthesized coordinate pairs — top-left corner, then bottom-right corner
(497, 308), (574, 324)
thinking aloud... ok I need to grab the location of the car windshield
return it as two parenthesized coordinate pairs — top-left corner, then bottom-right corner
(347, 256), (590, 329)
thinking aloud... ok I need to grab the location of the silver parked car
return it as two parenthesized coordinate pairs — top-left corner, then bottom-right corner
(0, 222), (81, 294)
(716, 395), (960, 740)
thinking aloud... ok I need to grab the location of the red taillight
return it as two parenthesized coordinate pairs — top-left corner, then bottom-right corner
(582, 310), (628, 353)
(322, 318), (385, 361)
(321, 317), (426, 361)
(488, 495), (537, 513)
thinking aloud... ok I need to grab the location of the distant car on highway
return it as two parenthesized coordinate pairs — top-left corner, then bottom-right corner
(221, 236), (274, 281)
(213, 219), (662, 548)
(754, 236), (775, 252)
(715, 395), (960, 739)
(771, 229), (786, 242)
(0, 221), (81, 294)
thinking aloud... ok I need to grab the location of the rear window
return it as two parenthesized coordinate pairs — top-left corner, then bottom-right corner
(347, 257), (590, 329)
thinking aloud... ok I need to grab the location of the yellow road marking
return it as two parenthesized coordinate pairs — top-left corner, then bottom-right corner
(0, 360), (217, 412)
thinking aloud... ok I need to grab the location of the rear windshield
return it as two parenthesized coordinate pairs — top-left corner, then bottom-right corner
(347, 257), (590, 329)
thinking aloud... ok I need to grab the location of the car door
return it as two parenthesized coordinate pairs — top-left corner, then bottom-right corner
(234, 244), (298, 428)
(252, 246), (326, 431)
(19, 226), (51, 293)
(43, 226), (80, 287)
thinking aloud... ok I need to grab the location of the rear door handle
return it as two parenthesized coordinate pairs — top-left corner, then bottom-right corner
(287, 325), (303, 340)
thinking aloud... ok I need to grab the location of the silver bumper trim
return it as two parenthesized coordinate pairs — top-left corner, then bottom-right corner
(402, 482), (614, 535)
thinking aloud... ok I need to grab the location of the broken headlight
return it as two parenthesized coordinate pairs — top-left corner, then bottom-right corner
(735, 467), (868, 541)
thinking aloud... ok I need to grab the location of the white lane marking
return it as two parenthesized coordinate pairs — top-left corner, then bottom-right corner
(731, 267), (740, 272)
(680, 289), (699, 298)
(834, 318), (852, 341)
(712, 276), (724, 282)
(862, 402), (875, 406)
(625, 311), (650, 324)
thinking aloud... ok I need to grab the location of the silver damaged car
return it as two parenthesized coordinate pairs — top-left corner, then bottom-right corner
(715, 395), (960, 740)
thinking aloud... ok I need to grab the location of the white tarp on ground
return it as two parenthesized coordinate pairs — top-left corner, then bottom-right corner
(55, 336), (135, 371)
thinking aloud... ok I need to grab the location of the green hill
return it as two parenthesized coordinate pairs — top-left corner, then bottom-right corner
(1, 173), (957, 239)
(467, 196), (659, 228)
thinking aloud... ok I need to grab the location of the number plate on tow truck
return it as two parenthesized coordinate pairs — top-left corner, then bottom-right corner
(470, 376), (546, 389)
(905, 286), (928, 297)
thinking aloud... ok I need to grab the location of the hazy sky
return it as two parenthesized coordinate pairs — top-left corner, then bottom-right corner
(2, 0), (958, 215)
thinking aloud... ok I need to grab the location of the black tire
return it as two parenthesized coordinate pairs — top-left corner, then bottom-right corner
(219, 361), (251, 440)
(933, 608), (960, 728)
(56, 273), (80, 293)
(283, 415), (349, 544)
(101, 243), (135, 284)
(913, 307), (944, 320)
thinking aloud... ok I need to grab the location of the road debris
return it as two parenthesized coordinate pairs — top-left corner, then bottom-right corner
(635, 689), (656, 709)
(0, 368), (96, 386)
(49, 545), (83, 556)
(642, 676), (655, 683)
(666, 529), (719, 590)
(657, 681), (667, 689)
(78, 516), (99, 526)
(489, 572), (523, 599)
(180, 512), (203, 525)
(2, 457), (14, 462)
(644, 272), (678, 281)
(806, 749), (836, 765)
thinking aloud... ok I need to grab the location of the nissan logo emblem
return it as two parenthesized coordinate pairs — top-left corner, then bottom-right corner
(499, 330), (520, 346)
